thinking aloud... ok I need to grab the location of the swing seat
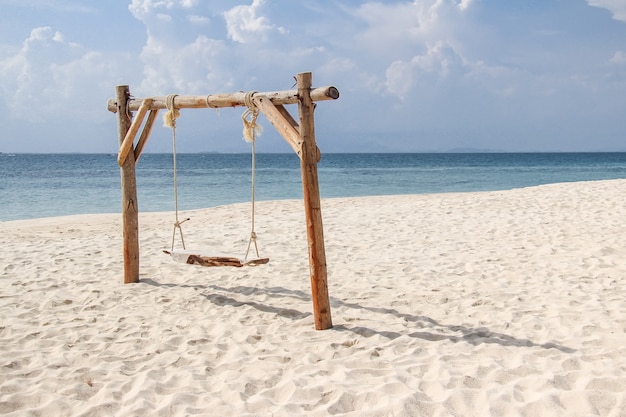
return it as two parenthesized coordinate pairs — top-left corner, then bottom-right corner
(163, 250), (269, 268)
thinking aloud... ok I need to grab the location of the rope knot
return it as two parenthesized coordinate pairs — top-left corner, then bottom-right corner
(242, 91), (261, 142)
(164, 94), (180, 128)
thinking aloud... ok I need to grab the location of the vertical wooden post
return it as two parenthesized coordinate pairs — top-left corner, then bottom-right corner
(116, 85), (140, 284)
(297, 72), (333, 330)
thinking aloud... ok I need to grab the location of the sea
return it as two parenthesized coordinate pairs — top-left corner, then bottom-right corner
(1, 152), (625, 222)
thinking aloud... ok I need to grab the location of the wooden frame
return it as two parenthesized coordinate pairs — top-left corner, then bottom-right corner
(107, 72), (338, 330)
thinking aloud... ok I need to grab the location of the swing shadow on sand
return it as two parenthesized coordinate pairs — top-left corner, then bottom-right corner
(140, 279), (575, 353)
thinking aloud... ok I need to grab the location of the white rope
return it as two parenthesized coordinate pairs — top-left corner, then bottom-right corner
(241, 91), (261, 143)
(162, 92), (263, 261)
(165, 94), (189, 251)
(242, 91), (261, 261)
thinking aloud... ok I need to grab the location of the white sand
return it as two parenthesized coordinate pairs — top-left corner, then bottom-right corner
(1, 180), (625, 417)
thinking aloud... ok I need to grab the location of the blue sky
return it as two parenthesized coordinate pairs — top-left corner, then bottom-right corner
(1, 0), (625, 153)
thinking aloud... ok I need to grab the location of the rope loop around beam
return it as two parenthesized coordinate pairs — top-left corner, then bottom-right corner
(163, 94), (180, 128)
(244, 90), (257, 110)
(242, 91), (260, 143)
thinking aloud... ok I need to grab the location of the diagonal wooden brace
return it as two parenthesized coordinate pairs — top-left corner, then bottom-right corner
(117, 99), (153, 166)
(134, 109), (159, 163)
(253, 96), (303, 158)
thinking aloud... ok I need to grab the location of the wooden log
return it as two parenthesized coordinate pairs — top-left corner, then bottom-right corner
(107, 86), (339, 112)
(163, 250), (269, 267)
(186, 256), (270, 267)
(116, 85), (140, 284)
(186, 255), (243, 267)
(134, 109), (159, 163)
(253, 96), (303, 157)
(297, 72), (333, 330)
(117, 99), (153, 166)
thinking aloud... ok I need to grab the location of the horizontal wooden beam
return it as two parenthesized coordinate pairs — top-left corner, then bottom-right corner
(107, 86), (339, 113)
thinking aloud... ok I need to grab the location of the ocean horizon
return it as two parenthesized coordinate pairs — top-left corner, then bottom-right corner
(2, 152), (625, 222)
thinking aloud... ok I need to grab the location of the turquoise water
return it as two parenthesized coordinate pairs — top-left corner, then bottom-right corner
(1, 153), (625, 221)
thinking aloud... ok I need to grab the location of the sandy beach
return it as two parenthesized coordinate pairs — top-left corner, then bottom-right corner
(1, 179), (625, 416)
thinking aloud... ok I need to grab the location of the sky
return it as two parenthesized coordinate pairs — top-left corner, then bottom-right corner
(0, 0), (625, 153)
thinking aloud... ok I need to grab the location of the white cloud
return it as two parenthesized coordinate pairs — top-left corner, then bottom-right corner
(353, 2), (423, 54)
(224, 0), (284, 43)
(129, 0), (196, 21)
(52, 31), (65, 43)
(587, 0), (626, 22)
(458, 0), (474, 11)
(384, 41), (465, 99)
(129, 0), (171, 20)
(137, 34), (232, 95)
(350, 0), (477, 66)
(0, 26), (136, 123)
(610, 50), (626, 63)
(158, 13), (173, 22)
(49, 51), (128, 119)
(24, 26), (60, 48)
(347, 0), (478, 99)
(1, 27), (72, 120)
(2, 1), (626, 153)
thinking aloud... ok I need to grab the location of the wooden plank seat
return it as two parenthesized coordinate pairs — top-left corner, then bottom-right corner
(163, 250), (269, 267)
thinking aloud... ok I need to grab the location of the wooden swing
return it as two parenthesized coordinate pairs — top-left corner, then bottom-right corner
(111, 72), (338, 330)
(161, 93), (270, 268)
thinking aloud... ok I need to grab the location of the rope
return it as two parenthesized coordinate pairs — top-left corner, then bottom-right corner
(162, 91), (263, 261)
(164, 94), (189, 251)
(241, 91), (261, 143)
(242, 91), (261, 261)
(164, 94), (180, 128)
